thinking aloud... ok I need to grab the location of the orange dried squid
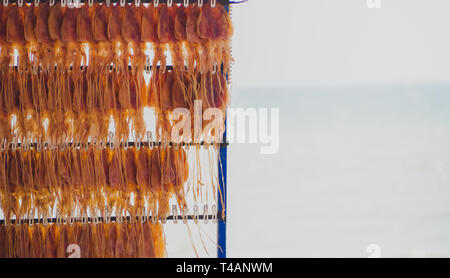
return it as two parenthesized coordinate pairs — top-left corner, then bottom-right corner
(0, 2), (232, 145)
(0, 144), (189, 224)
(0, 221), (165, 258)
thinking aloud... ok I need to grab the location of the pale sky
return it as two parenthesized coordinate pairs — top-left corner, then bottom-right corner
(231, 0), (450, 88)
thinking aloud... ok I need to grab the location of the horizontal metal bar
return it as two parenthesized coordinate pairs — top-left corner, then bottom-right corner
(3, 141), (229, 149)
(0, 0), (232, 5)
(0, 214), (224, 225)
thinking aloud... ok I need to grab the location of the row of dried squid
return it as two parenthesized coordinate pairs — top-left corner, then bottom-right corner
(0, 221), (166, 258)
(0, 145), (189, 225)
(0, 2), (232, 73)
(0, 68), (229, 145)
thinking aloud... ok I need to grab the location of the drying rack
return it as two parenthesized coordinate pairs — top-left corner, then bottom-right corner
(0, 0), (245, 258)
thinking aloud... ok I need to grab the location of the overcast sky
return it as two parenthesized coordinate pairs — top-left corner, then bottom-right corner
(231, 0), (450, 88)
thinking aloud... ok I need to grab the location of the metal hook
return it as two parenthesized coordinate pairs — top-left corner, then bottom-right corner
(109, 132), (114, 150)
(203, 205), (209, 223)
(141, 210), (147, 224)
(36, 139), (42, 152)
(22, 137), (29, 152)
(182, 207), (188, 224)
(2, 0), (7, 7)
(184, 0), (189, 7)
(61, 0), (66, 7)
(160, 215), (167, 224)
(211, 0), (216, 7)
(56, 210), (61, 225)
(167, 0), (173, 7)
(212, 204), (218, 223)
(105, 206), (110, 224)
(135, 0), (140, 7)
(88, 0), (93, 7)
(11, 138), (17, 152)
(145, 56), (151, 74)
(50, 0), (55, 6)
(172, 205), (178, 224)
(136, 135), (142, 150)
(34, 0), (39, 7)
(106, 0), (110, 8)
(147, 131), (153, 149)
(154, 0), (158, 7)
(120, 0), (125, 7)
(193, 205), (199, 224)
(151, 213), (157, 224)
(198, 0), (203, 7)
(18, 0), (23, 7)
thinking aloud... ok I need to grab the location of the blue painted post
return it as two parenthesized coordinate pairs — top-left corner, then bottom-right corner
(218, 123), (227, 258)
(217, 0), (229, 259)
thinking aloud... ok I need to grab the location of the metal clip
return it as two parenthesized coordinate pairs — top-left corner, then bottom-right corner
(136, 135), (142, 150)
(147, 131), (153, 149)
(167, 0), (173, 7)
(154, 0), (158, 7)
(193, 205), (199, 224)
(34, 0), (39, 7)
(36, 138), (42, 152)
(203, 205), (209, 223)
(56, 210), (61, 225)
(135, 0), (140, 7)
(61, 0), (67, 8)
(2, 0), (7, 7)
(211, 0), (216, 8)
(172, 205), (178, 224)
(145, 56), (151, 74)
(151, 212), (157, 224)
(11, 138), (17, 152)
(141, 210), (147, 224)
(184, 0), (189, 7)
(182, 207), (188, 224)
(212, 204), (218, 223)
(105, 206), (110, 224)
(88, 0), (93, 7)
(120, 0), (126, 7)
(50, 0), (55, 6)
(18, 0), (23, 7)
(198, 0), (203, 7)
(109, 132), (114, 150)
(22, 137), (29, 152)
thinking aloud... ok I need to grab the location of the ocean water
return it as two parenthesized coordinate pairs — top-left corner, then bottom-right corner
(225, 84), (450, 257)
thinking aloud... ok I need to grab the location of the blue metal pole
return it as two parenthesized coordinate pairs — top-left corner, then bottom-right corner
(217, 0), (229, 259)
(217, 126), (227, 258)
